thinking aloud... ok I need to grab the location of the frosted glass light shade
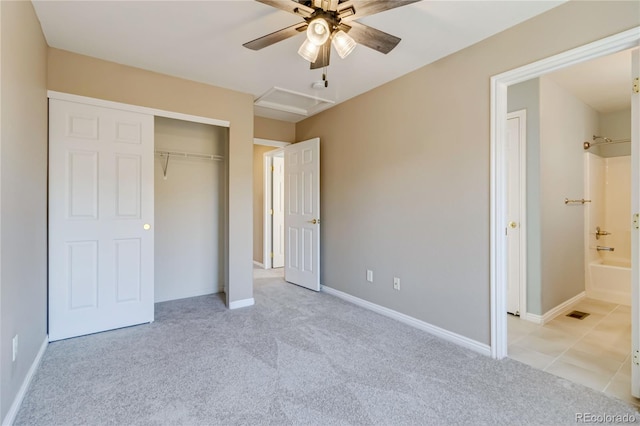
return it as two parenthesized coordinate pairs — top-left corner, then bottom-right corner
(298, 38), (320, 62)
(332, 30), (356, 59)
(306, 18), (330, 46)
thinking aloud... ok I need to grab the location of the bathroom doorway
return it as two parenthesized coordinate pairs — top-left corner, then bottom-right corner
(503, 46), (638, 406)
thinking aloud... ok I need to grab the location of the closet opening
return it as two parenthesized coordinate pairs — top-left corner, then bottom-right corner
(154, 116), (229, 303)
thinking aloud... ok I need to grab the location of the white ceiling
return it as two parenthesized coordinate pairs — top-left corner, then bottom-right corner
(33, 0), (565, 122)
(546, 48), (632, 114)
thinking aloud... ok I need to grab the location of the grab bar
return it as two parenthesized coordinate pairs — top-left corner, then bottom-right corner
(565, 198), (591, 205)
(596, 246), (615, 252)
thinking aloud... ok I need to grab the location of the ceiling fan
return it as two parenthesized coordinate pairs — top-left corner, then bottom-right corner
(243, 0), (420, 69)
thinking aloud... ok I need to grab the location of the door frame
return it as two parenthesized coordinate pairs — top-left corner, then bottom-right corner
(257, 138), (290, 269)
(489, 27), (640, 359)
(506, 109), (527, 319)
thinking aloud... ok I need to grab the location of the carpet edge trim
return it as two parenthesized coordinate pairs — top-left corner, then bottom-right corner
(2, 335), (48, 426)
(321, 286), (490, 356)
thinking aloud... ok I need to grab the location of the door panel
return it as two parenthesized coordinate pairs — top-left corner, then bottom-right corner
(49, 99), (154, 341)
(506, 112), (524, 315)
(68, 151), (99, 218)
(114, 238), (142, 303)
(284, 138), (320, 291)
(67, 241), (99, 309)
(115, 155), (142, 218)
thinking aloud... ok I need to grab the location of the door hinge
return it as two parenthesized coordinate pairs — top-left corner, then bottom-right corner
(271, 165), (275, 172)
(633, 350), (640, 366)
(269, 209), (273, 215)
(634, 213), (639, 230)
(270, 252), (274, 258)
(634, 77), (639, 94)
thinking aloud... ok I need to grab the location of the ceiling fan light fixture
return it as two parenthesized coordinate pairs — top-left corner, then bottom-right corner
(306, 18), (330, 46)
(298, 38), (320, 62)
(332, 30), (356, 59)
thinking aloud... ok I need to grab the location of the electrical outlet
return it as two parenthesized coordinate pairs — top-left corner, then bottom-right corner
(366, 269), (373, 283)
(393, 277), (401, 291)
(12, 335), (18, 362)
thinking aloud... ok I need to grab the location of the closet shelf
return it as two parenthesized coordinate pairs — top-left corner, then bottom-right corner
(154, 149), (224, 161)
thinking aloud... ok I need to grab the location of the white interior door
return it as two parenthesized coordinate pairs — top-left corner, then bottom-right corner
(284, 138), (320, 291)
(506, 110), (526, 315)
(49, 99), (154, 341)
(631, 48), (640, 397)
(272, 155), (285, 268)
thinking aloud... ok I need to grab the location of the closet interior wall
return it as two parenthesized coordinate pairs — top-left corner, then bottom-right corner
(154, 116), (228, 303)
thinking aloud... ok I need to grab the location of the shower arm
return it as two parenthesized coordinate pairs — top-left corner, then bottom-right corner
(583, 135), (631, 150)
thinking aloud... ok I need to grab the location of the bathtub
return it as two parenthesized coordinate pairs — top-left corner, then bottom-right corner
(587, 259), (631, 306)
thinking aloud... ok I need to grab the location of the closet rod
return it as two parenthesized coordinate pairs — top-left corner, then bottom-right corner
(154, 149), (224, 161)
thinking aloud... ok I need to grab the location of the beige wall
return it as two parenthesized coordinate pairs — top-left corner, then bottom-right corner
(47, 48), (255, 305)
(252, 116), (293, 264)
(539, 76), (599, 313)
(254, 116), (295, 142)
(295, 1), (640, 344)
(0, 1), (48, 421)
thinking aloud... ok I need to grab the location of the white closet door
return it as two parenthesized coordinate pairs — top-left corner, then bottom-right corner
(49, 99), (154, 341)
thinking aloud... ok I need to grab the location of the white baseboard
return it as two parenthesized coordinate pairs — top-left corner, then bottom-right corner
(2, 335), (48, 426)
(252, 261), (264, 269)
(523, 291), (586, 325)
(229, 298), (255, 310)
(521, 312), (543, 324)
(321, 286), (491, 356)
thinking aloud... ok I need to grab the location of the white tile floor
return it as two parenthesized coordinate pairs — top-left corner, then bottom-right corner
(508, 298), (639, 407)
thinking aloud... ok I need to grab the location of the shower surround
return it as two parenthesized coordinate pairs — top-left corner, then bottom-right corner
(584, 152), (631, 305)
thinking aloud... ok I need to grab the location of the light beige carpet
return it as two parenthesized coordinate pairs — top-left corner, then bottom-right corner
(15, 269), (638, 425)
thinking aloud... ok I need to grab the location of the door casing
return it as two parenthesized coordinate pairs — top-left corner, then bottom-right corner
(260, 139), (290, 269)
(489, 28), (640, 361)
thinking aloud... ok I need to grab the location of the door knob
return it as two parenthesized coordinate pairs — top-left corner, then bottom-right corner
(508, 221), (517, 229)
(143, 224), (151, 230)
(308, 219), (320, 225)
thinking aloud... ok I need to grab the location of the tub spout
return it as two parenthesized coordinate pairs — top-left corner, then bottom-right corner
(597, 246), (615, 252)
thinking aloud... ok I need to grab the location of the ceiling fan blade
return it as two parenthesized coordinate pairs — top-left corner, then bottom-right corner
(344, 21), (400, 54)
(256, 0), (315, 18)
(338, 0), (420, 21)
(243, 22), (308, 51)
(310, 39), (331, 69)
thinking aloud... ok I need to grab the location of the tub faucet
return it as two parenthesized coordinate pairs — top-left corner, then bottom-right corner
(597, 246), (615, 252)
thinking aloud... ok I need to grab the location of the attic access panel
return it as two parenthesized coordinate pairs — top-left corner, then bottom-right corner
(254, 87), (335, 117)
